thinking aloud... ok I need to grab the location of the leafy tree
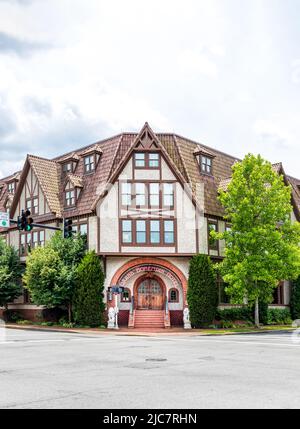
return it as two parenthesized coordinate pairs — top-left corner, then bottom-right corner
(187, 254), (218, 328)
(291, 276), (300, 320)
(214, 154), (300, 327)
(49, 232), (87, 320)
(72, 251), (105, 327)
(23, 246), (69, 308)
(0, 238), (23, 310)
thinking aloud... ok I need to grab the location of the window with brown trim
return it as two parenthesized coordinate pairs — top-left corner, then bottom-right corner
(169, 288), (179, 303)
(63, 162), (73, 173)
(208, 220), (218, 251)
(135, 183), (146, 207)
(120, 182), (175, 209)
(136, 220), (146, 244)
(163, 183), (174, 208)
(122, 220), (133, 244)
(121, 183), (132, 206)
(134, 152), (160, 169)
(134, 153), (145, 168)
(149, 183), (159, 207)
(26, 197), (39, 215)
(121, 219), (175, 246)
(8, 182), (15, 194)
(200, 155), (213, 175)
(84, 155), (95, 173)
(121, 288), (131, 303)
(20, 230), (45, 256)
(65, 189), (75, 207)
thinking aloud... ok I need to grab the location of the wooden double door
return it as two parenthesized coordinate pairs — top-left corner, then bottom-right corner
(137, 277), (164, 310)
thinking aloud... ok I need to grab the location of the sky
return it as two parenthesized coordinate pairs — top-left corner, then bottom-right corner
(0, 0), (300, 178)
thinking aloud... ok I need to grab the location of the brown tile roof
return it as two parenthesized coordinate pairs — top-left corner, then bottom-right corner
(2, 123), (300, 223)
(28, 155), (62, 217)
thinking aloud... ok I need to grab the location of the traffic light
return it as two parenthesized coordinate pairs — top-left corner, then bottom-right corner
(18, 210), (34, 232)
(64, 219), (73, 238)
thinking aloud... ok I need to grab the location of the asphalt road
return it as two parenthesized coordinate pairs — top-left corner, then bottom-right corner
(0, 328), (299, 409)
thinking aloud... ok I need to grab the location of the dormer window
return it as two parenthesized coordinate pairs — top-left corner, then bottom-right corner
(65, 189), (75, 207)
(200, 155), (212, 175)
(63, 162), (73, 174)
(84, 155), (95, 173)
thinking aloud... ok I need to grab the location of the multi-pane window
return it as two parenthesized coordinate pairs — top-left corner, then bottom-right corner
(122, 220), (132, 243)
(149, 183), (159, 206)
(26, 199), (32, 212)
(164, 220), (175, 244)
(134, 153), (145, 168)
(163, 183), (174, 207)
(136, 220), (146, 244)
(121, 219), (175, 246)
(208, 221), (218, 251)
(63, 162), (72, 173)
(65, 190), (75, 207)
(79, 224), (88, 236)
(39, 230), (45, 247)
(121, 183), (132, 206)
(149, 153), (159, 168)
(201, 156), (212, 175)
(33, 197), (39, 215)
(150, 220), (160, 244)
(20, 230), (45, 255)
(8, 182), (15, 194)
(84, 155), (95, 173)
(134, 153), (160, 169)
(32, 232), (39, 249)
(135, 183), (146, 206)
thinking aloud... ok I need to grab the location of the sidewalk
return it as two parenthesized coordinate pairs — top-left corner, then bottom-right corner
(3, 323), (295, 337)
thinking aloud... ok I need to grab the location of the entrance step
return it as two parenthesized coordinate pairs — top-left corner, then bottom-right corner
(134, 310), (165, 328)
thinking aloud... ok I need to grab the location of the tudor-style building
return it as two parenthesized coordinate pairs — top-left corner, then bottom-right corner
(0, 123), (299, 327)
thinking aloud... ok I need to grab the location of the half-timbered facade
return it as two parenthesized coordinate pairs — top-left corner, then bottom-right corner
(0, 123), (299, 327)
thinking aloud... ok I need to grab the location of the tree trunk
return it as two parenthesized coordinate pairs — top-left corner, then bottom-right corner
(255, 297), (260, 328)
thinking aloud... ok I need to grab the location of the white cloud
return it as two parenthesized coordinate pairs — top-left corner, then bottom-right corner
(0, 0), (299, 179)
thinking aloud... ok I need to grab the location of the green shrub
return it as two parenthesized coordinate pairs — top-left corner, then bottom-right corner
(72, 251), (105, 327)
(187, 254), (218, 328)
(216, 307), (253, 322)
(291, 277), (300, 320)
(267, 308), (292, 325)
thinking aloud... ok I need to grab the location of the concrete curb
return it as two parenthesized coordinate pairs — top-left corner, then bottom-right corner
(3, 323), (296, 337)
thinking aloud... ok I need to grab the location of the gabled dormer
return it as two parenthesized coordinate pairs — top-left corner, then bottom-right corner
(58, 152), (80, 175)
(193, 146), (215, 176)
(80, 145), (102, 174)
(64, 174), (83, 208)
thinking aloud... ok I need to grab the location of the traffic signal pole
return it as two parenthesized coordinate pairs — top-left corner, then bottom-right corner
(10, 220), (62, 232)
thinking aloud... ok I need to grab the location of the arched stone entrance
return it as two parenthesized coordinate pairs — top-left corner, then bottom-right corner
(109, 257), (188, 328)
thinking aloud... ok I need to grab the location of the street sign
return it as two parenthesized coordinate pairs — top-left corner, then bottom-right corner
(0, 212), (10, 228)
(110, 286), (125, 294)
